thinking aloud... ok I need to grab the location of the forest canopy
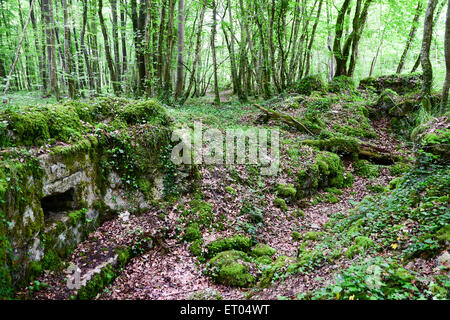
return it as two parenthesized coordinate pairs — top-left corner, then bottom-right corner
(0, 0), (448, 104)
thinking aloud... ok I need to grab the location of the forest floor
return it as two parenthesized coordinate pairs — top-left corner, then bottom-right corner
(15, 87), (449, 300)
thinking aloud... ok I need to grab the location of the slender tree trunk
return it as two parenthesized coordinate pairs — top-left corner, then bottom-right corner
(30, 0), (46, 93)
(441, 0), (450, 113)
(63, 0), (76, 98)
(396, 1), (423, 74)
(163, 0), (176, 96)
(120, 0), (128, 85)
(211, 0), (220, 105)
(421, 0), (438, 112)
(175, 0), (185, 98)
(144, 0), (153, 96)
(42, 0), (59, 99)
(99, 0), (119, 94)
(305, 0), (323, 76)
(181, 0), (207, 104)
(110, 0), (121, 83)
(81, 0), (95, 91)
(412, 0), (446, 72)
(3, 0), (35, 99)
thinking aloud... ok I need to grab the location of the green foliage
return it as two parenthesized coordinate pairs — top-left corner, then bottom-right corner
(309, 258), (429, 300)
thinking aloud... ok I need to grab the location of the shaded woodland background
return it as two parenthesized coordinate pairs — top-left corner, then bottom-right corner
(0, 0), (449, 109)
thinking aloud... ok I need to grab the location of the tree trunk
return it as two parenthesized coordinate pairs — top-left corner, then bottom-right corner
(211, 0), (220, 105)
(99, 0), (119, 94)
(110, 0), (121, 83)
(3, 0), (35, 98)
(63, 0), (76, 99)
(441, 0), (450, 113)
(42, 0), (60, 99)
(421, 0), (438, 112)
(175, 0), (185, 98)
(30, 0), (46, 93)
(120, 0), (128, 86)
(181, 0), (207, 104)
(81, 0), (95, 91)
(396, 1), (423, 74)
(412, 0), (446, 73)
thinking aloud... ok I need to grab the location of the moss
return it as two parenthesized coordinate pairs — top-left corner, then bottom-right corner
(189, 199), (214, 227)
(184, 223), (202, 242)
(41, 250), (62, 271)
(250, 243), (277, 258)
(359, 73), (422, 95)
(259, 256), (289, 288)
(304, 231), (323, 241)
(206, 235), (252, 258)
(354, 160), (380, 178)
(189, 239), (204, 257)
(292, 209), (305, 219)
(276, 183), (296, 199)
(224, 186), (237, 196)
(77, 264), (116, 300)
(206, 250), (255, 287)
(328, 75), (355, 93)
(274, 198), (288, 212)
(291, 231), (302, 242)
(295, 75), (326, 95)
(302, 137), (360, 155)
(118, 99), (170, 126)
(68, 209), (87, 227)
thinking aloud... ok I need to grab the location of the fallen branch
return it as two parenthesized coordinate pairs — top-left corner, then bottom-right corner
(253, 104), (315, 135)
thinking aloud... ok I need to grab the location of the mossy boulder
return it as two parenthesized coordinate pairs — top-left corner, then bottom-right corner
(274, 198), (288, 212)
(328, 75), (355, 93)
(184, 223), (202, 242)
(412, 116), (450, 162)
(250, 243), (277, 258)
(276, 183), (296, 199)
(205, 250), (255, 287)
(359, 73), (422, 95)
(295, 75), (326, 95)
(206, 235), (252, 258)
(296, 151), (347, 198)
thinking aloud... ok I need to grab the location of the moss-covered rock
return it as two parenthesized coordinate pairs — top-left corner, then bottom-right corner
(412, 116), (450, 162)
(206, 250), (255, 287)
(206, 235), (252, 258)
(359, 73), (422, 95)
(328, 75), (355, 93)
(184, 223), (202, 242)
(276, 183), (297, 199)
(295, 75), (326, 95)
(296, 151), (347, 198)
(250, 243), (277, 258)
(274, 198), (288, 212)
